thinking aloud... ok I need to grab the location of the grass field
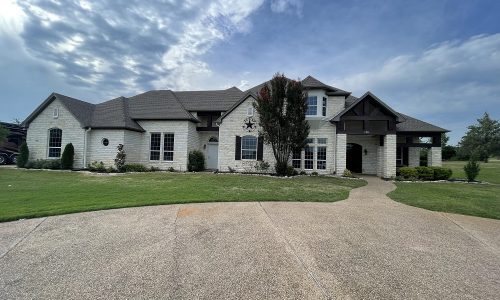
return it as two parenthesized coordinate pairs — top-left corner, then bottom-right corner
(444, 159), (500, 184)
(389, 159), (500, 219)
(0, 169), (366, 222)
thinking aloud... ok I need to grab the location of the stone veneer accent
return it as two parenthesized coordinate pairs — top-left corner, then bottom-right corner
(346, 135), (380, 175)
(428, 147), (442, 167)
(408, 147), (420, 167)
(383, 134), (396, 178)
(335, 133), (347, 175)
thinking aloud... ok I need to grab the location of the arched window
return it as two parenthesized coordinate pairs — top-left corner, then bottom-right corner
(241, 135), (257, 160)
(208, 137), (218, 143)
(48, 128), (62, 158)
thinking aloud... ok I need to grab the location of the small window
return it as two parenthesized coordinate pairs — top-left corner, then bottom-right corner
(150, 133), (161, 161)
(317, 138), (327, 144)
(53, 108), (59, 118)
(241, 135), (257, 160)
(305, 138), (314, 144)
(304, 146), (314, 170)
(209, 137), (218, 143)
(317, 146), (327, 169)
(292, 149), (301, 168)
(322, 97), (327, 116)
(246, 107), (254, 117)
(306, 96), (317, 116)
(163, 133), (174, 161)
(48, 128), (62, 158)
(102, 138), (109, 146)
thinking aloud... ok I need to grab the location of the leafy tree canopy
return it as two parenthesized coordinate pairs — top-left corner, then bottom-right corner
(0, 125), (8, 143)
(254, 73), (310, 176)
(458, 112), (500, 162)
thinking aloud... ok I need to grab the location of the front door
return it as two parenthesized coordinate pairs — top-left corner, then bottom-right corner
(346, 143), (362, 173)
(207, 142), (219, 169)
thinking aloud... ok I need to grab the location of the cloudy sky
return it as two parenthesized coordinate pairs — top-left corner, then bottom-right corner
(1, 0), (499, 144)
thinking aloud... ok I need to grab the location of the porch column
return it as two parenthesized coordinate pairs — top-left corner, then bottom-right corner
(383, 134), (396, 178)
(335, 133), (346, 175)
(408, 147), (420, 167)
(428, 147), (442, 166)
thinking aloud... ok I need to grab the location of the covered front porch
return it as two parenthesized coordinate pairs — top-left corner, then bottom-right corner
(331, 92), (445, 179)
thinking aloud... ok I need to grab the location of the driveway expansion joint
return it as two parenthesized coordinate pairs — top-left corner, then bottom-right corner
(0, 217), (47, 259)
(258, 202), (331, 300)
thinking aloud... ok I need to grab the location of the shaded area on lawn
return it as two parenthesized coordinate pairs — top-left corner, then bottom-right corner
(0, 169), (366, 222)
(388, 182), (500, 220)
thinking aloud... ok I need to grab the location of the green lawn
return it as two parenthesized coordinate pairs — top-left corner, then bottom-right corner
(388, 182), (500, 219)
(0, 169), (366, 222)
(444, 159), (500, 184)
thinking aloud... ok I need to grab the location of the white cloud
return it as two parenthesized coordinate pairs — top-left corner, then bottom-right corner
(334, 33), (500, 143)
(152, 0), (265, 90)
(270, 0), (303, 16)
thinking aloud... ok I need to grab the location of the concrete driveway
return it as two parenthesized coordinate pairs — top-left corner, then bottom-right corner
(1, 177), (499, 299)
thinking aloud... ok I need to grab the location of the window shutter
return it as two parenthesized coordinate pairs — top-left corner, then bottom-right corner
(235, 136), (241, 160)
(257, 136), (264, 161)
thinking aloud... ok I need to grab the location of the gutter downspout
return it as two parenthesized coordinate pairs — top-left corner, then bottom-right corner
(83, 127), (91, 168)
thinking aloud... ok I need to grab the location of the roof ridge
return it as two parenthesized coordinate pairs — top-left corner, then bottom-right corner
(169, 90), (198, 121)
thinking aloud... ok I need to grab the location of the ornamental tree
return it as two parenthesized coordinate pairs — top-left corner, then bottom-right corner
(114, 144), (126, 171)
(254, 73), (310, 176)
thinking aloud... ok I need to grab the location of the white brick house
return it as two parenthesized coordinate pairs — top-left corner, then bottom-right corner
(22, 76), (448, 178)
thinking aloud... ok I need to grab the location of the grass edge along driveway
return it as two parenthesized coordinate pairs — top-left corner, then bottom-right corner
(0, 169), (366, 222)
(388, 181), (500, 220)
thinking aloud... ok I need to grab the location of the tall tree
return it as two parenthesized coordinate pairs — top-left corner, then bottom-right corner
(255, 73), (310, 175)
(441, 133), (456, 160)
(0, 125), (8, 143)
(457, 112), (500, 162)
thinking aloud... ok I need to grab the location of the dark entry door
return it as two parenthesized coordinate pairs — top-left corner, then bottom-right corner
(346, 143), (362, 173)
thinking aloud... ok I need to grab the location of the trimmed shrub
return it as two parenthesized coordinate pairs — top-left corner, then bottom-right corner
(311, 172), (319, 176)
(17, 142), (29, 168)
(431, 167), (452, 180)
(464, 159), (480, 182)
(88, 161), (107, 173)
(168, 167), (176, 172)
(188, 150), (205, 172)
(286, 165), (297, 176)
(123, 163), (149, 172)
(61, 143), (75, 169)
(415, 166), (434, 181)
(343, 169), (353, 178)
(399, 167), (418, 180)
(274, 161), (289, 176)
(24, 159), (60, 170)
(114, 144), (126, 172)
(299, 171), (307, 175)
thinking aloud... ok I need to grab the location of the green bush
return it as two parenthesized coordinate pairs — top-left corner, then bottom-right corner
(61, 143), (75, 169)
(415, 166), (434, 181)
(399, 167), (418, 180)
(311, 172), (319, 176)
(167, 167), (175, 172)
(286, 165), (297, 176)
(274, 161), (289, 176)
(464, 159), (480, 182)
(150, 166), (160, 172)
(299, 171), (307, 175)
(123, 163), (149, 172)
(343, 169), (353, 178)
(431, 167), (453, 180)
(24, 159), (61, 170)
(188, 150), (205, 172)
(88, 161), (107, 173)
(17, 142), (29, 168)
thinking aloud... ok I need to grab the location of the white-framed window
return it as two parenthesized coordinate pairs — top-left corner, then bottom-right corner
(306, 96), (317, 116)
(53, 107), (59, 118)
(292, 149), (302, 168)
(317, 146), (327, 169)
(305, 138), (315, 144)
(304, 146), (314, 169)
(246, 107), (254, 116)
(322, 97), (327, 116)
(163, 133), (175, 161)
(317, 138), (327, 144)
(241, 135), (257, 160)
(48, 128), (62, 158)
(150, 133), (161, 161)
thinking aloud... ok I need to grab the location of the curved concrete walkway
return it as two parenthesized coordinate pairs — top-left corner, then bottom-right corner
(1, 177), (499, 299)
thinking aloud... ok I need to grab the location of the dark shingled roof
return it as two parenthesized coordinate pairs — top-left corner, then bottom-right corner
(174, 87), (243, 111)
(23, 76), (448, 134)
(396, 113), (449, 133)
